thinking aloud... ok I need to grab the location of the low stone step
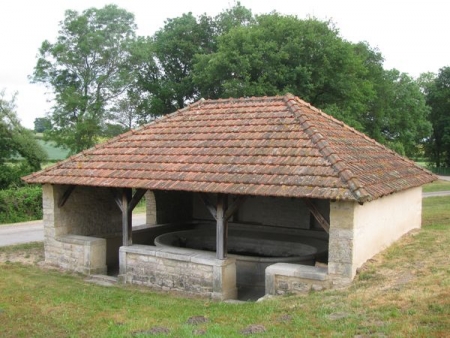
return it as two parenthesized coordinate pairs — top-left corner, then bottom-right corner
(85, 274), (118, 287)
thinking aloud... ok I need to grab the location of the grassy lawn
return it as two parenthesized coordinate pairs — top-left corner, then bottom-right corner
(423, 179), (450, 193)
(1, 198), (449, 337)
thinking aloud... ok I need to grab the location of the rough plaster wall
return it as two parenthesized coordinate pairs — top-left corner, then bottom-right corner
(54, 185), (122, 236)
(192, 193), (216, 221)
(329, 187), (423, 280)
(236, 196), (311, 229)
(352, 187), (422, 270)
(154, 190), (193, 224)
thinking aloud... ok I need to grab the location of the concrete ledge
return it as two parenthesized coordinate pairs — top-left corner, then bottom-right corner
(266, 263), (330, 295)
(58, 234), (105, 246)
(266, 263), (328, 280)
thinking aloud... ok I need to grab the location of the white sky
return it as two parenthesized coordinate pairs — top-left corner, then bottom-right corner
(0, 0), (448, 129)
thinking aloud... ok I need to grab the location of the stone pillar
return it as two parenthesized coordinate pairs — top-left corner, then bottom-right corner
(145, 191), (157, 226)
(328, 200), (356, 285)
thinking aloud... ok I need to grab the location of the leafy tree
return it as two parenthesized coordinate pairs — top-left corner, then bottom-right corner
(193, 14), (374, 129)
(362, 68), (431, 157)
(0, 90), (47, 188)
(134, 3), (254, 117)
(424, 67), (450, 166)
(33, 117), (52, 133)
(31, 5), (138, 154)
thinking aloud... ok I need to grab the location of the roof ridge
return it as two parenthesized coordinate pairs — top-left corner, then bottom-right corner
(284, 94), (371, 202)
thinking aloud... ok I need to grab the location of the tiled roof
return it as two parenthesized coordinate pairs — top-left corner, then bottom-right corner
(23, 94), (436, 202)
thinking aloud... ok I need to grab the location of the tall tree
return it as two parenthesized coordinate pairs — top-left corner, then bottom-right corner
(31, 5), (137, 153)
(134, 3), (254, 118)
(0, 90), (47, 188)
(424, 67), (450, 166)
(193, 14), (374, 129)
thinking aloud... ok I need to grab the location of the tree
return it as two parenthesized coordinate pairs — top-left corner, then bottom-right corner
(0, 90), (47, 188)
(134, 3), (254, 118)
(362, 68), (431, 157)
(424, 67), (450, 167)
(34, 117), (52, 133)
(31, 5), (138, 154)
(193, 14), (374, 129)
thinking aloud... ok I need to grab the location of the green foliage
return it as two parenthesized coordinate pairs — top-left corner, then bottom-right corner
(423, 66), (450, 166)
(364, 69), (431, 157)
(30, 3), (436, 159)
(0, 90), (47, 189)
(31, 5), (138, 154)
(33, 117), (52, 133)
(0, 185), (43, 223)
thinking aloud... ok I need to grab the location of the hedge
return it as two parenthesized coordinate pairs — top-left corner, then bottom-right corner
(0, 186), (42, 224)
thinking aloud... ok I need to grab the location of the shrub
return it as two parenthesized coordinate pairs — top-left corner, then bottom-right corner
(0, 185), (42, 223)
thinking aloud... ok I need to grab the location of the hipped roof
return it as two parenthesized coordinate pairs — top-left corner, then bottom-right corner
(23, 94), (436, 202)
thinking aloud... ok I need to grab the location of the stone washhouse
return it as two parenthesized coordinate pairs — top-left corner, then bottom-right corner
(23, 94), (436, 300)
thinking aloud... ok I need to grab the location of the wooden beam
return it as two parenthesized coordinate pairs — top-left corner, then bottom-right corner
(224, 195), (247, 221)
(128, 189), (147, 213)
(122, 188), (133, 246)
(58, 185), (76, 208)
(304, 199), (330, 234)
(216, 193), (228, 259)
(110, 188), (123, 212)
(199, 193), (217, 220)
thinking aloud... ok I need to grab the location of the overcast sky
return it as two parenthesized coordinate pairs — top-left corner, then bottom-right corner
(0, 0), (448, 129)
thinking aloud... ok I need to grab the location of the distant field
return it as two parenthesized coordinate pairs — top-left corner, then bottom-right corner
(36, 139), (69, 161)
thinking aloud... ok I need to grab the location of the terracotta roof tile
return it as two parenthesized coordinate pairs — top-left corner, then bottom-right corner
(23, 94), (436, 202)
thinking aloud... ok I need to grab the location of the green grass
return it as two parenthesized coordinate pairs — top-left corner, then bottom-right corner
(422, 179), (450, 193)
(1, 198), (450, 337)
(36, 139), (70, 161)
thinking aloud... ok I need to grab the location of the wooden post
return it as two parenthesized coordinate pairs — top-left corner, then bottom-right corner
(216, 193), (228, 259)
(122, 188), (133, 246)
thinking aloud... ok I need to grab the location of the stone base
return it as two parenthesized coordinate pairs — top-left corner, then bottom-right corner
(265, 263), (331, 295)
(119, 245), (237, 300)
(45, 235), (107, 275)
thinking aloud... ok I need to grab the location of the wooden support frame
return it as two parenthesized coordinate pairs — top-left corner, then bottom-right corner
(58, 185), (76, 208)
(122, 188), (133, 246)
(111, 188), (147, 246)
(199, 193), (247, 260)
(304, 199), (330, 234)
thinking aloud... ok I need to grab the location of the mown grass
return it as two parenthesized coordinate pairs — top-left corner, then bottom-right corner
(1, 197), (449, 337)
(422, 179), (450, 193)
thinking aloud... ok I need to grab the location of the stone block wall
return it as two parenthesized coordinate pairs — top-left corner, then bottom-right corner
(266, 263), (330, 295)
(42, 184), (120, 273)
(119, 245), (237, 300)
(50, 235), (107, 274)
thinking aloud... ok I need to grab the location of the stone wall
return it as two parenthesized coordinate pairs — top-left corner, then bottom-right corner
(119, 245), (237, 300)
(42, 184), (121, 273)
(266, 263), (330, 295)
(328, 187), (423, 282)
